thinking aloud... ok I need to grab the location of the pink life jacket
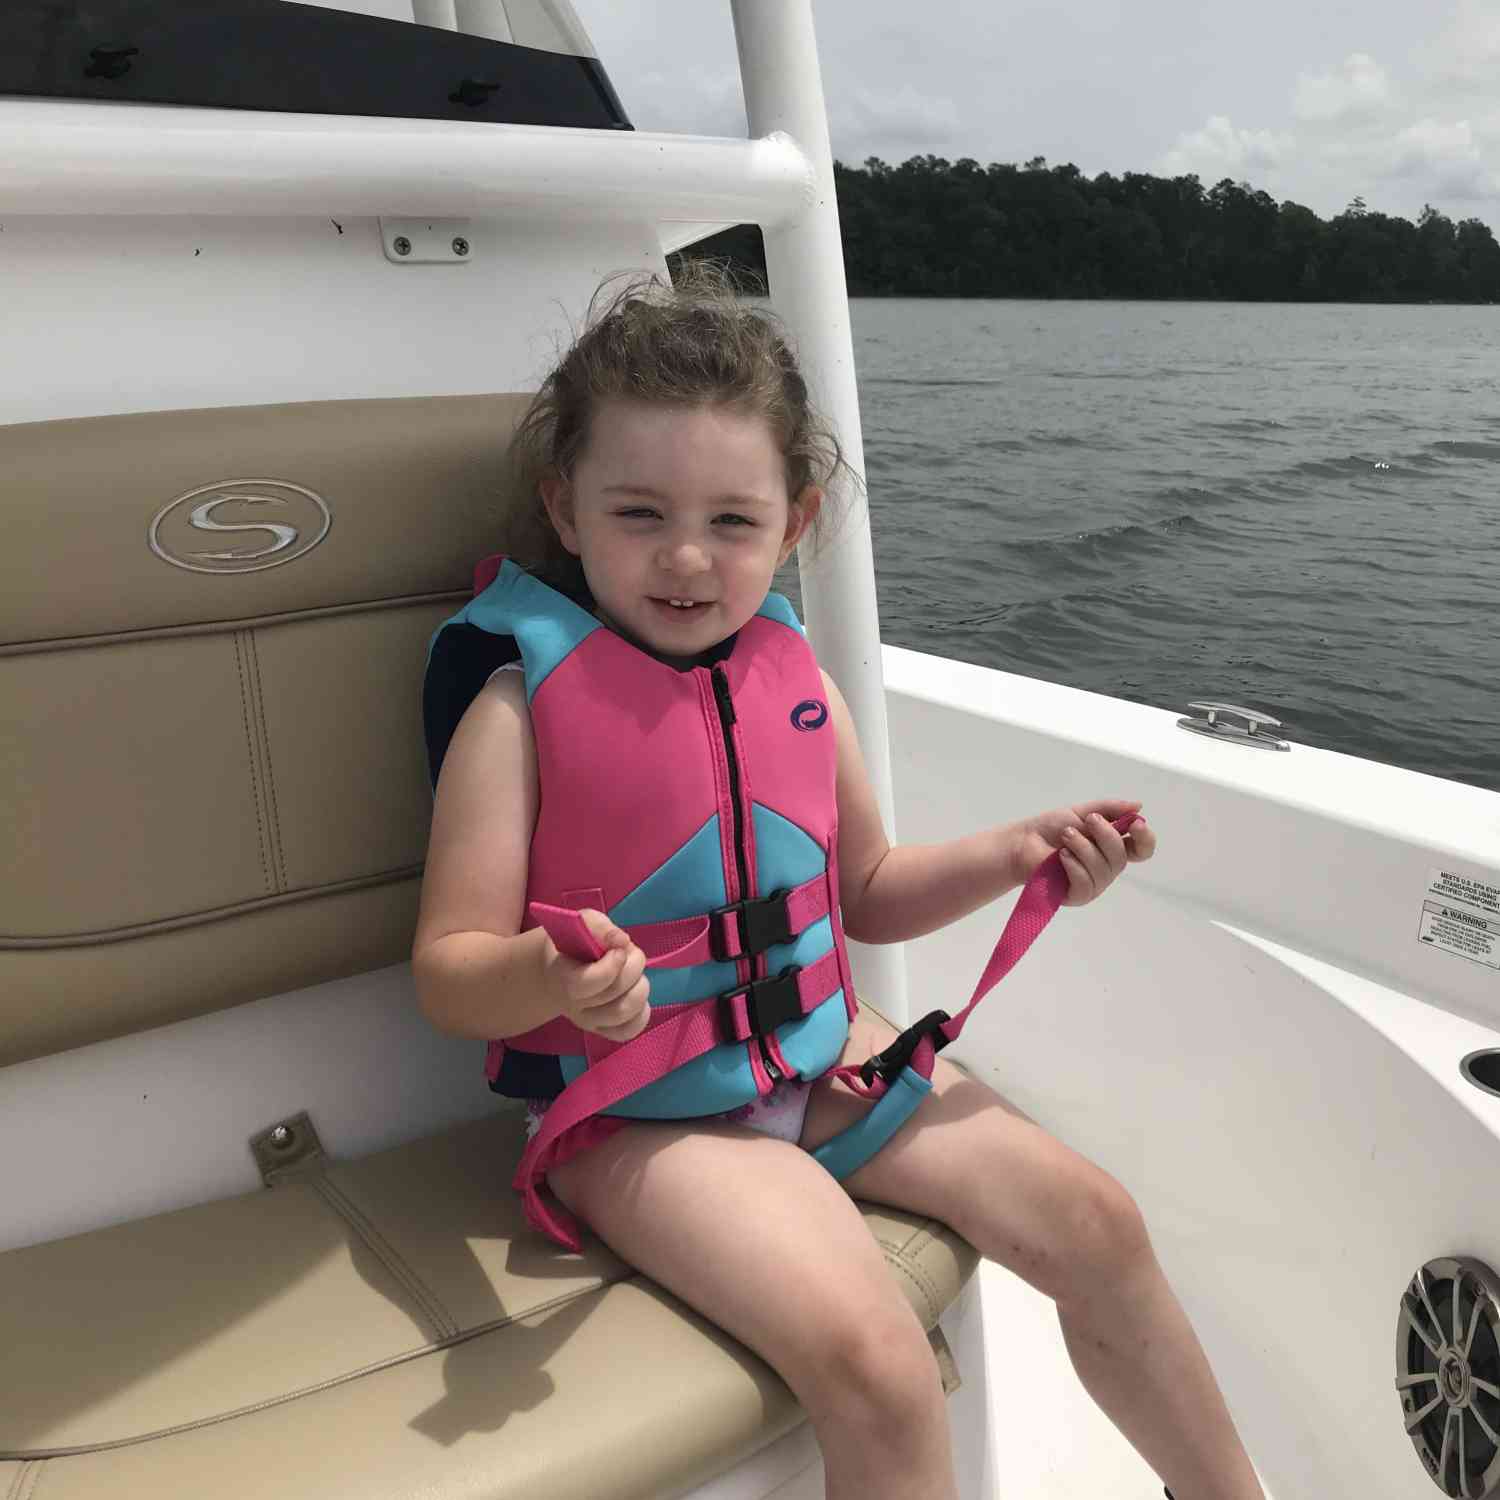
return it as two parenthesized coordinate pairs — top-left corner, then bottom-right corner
(429, 558), (857, 1246)
(426, 557), (1137, 1250)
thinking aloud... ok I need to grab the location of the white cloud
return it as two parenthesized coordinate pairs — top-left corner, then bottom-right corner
(571, 1), (1500, 229)
(1154, 45), (1500, 222)
(830, 82), (962, 158)
(1293, 53), (1392, 122)
(1156, 115), (1293, 182)
(1421, 0), (1500, 90)
(629, 66), (745, 138)
(1381, 118), (1497, 200)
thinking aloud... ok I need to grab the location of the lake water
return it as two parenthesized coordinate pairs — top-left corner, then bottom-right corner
(821, 299), (1499, 792)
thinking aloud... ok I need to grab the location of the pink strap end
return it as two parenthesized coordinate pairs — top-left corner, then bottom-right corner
(529, 901), (609, 963)
(472, 553), (506, 596)
(830, 1063), (885, 1100)
(514, 1172), (584, 1253)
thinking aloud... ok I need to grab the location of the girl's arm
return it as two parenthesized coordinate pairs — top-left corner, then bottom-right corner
(413, 670), (651, 1043)
(410, 670), (558, 1039)
(824, 672), (1152, 944)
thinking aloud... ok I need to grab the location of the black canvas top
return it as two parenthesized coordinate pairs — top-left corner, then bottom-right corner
(1, 1), (630, 129)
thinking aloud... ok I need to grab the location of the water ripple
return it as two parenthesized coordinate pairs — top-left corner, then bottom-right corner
(849, 298), (1500, 791)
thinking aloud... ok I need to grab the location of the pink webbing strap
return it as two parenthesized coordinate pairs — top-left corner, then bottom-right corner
(516, 815), (1138, 1248)
(513, 969), (839, 1247)
(569, 876), (830, 971)
(582, 950), (840, 1067)
(514, 904), (841, 1249)
(829, 810), (1140, 1101)
(515, 1001), (728, 1250)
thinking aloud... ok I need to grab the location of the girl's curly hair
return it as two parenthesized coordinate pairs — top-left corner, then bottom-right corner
(500, 259), (854, 592)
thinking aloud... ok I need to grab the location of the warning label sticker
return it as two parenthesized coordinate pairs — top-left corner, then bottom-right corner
(1419, 868), (1500, 973)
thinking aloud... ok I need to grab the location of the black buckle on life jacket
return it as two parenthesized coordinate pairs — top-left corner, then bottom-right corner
(719, 965), (804, 1039)
(859, 1009), (953, 1089)
(709, 889), (794, 963)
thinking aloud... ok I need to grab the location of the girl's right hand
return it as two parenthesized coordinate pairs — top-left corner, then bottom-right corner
(542, 909), (651, 1042)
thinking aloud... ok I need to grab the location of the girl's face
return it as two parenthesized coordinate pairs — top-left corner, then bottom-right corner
(541, 399), (816, 662)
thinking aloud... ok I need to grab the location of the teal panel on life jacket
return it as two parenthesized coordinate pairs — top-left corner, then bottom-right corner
(612, 813), (729, 923)
(442, 558), (602, 702)
(560, 1039), (758, 1118)
(562, 811), (745, 1117)
(556, 801), (848, 1117)
(751, 801), (823, 889)
(611, 814), (736, 1008)
(754, 590), (805, 636)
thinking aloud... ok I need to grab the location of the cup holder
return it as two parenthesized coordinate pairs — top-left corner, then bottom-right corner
(1461, 1050), (1500, 1099)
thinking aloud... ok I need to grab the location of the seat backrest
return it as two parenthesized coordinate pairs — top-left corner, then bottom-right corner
(1, 393), (534, 1067)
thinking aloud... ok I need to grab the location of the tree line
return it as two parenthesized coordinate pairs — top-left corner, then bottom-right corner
(674, 155), (1500, 302)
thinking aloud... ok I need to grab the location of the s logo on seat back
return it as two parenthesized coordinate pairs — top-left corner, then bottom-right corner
(149, 479), (332, 574)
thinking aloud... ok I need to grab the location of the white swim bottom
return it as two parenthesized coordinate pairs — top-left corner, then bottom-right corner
(524, 1076), (814, 1148)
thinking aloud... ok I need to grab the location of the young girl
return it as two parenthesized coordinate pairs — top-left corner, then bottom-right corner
(412, 267), (1263, 1500)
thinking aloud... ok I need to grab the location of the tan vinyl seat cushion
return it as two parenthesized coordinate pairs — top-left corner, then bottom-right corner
(1, 394), (980, 1499)
(0, 1087), (977, 1499)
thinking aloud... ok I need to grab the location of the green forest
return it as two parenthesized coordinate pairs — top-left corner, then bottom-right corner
(675, 155), (1500, 303)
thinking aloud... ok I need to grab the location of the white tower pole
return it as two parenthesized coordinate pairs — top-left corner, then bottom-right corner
(451, 0), (512, 41)
(410, 0), (457, 29)
(730, 0), (909, 1024)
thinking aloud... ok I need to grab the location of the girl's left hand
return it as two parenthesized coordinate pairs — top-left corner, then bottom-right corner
(1015, 800), (1156, 907)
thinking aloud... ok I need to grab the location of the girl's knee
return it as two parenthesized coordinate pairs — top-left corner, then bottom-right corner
(1053, 1164), (1152, 1294)
(798, 1297), (944, 1433)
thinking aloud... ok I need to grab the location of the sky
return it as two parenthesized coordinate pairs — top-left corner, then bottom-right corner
(571, 0), (1500, 227)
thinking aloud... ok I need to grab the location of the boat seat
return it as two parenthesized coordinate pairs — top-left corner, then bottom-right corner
(0, 1096), (974, 1498)
(0, 396), (978, 1499)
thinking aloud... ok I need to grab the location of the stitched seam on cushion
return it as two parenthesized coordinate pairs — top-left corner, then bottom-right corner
(0, 867), (422, 948)
(309, 1175), (458, 1342)
(232, 630), (274, 896)
(245, 629), (288, 891)
(0, 1277), (636, 1461)
(1, 589), (470, 658)
(875, 1215), (922, 1256)
(877, 1234), (944, 1326)
(310, 1175), (456, 1341)
(5, 1460), (42, 1500)
(909, 1223), (938, 1258)
(880, 1254), (941, 1328)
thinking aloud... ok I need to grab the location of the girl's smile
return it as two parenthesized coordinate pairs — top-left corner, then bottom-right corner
(541, 399), (816, 662)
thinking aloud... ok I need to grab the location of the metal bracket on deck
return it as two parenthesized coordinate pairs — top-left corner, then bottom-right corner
(377, 218), (474, 264)
(250, 1110), (327, 1185)
(1176, 701), (1289, 752)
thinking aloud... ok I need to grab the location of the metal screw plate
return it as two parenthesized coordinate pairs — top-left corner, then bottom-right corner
(249, 1110), (327, 1185)
(377, 218), (474, 265)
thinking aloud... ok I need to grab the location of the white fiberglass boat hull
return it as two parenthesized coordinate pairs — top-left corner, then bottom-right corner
(8, 639), (1494, 1496)
(5, 2), (1498, 1485)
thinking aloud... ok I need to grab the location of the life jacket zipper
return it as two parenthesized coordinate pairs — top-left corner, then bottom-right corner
(710, 663), (783, 1084)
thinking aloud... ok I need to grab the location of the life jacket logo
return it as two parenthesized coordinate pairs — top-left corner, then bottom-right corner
(790, 698), (828, 732)
(148, 479), (332, 574)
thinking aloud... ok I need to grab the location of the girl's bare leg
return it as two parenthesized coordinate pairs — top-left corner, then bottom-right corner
(802, 1010), (1264, 1500)
(549, 1116), (959, 1500)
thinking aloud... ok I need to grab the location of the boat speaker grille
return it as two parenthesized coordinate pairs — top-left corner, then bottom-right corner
(1397, 1257), (1500, 1498)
